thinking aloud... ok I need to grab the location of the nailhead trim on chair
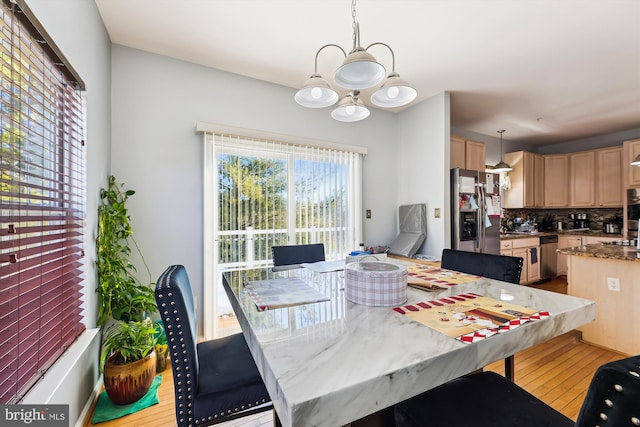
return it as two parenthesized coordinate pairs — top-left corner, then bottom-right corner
(157, 265), (274, 427)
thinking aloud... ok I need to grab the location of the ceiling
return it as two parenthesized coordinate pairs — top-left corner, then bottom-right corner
(94, 0), (640, 146)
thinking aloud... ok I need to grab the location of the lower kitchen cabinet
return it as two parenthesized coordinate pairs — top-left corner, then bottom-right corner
(557, 235), (622, 275)
(557, 236), (583, 276)
(500, 238), (540, 284)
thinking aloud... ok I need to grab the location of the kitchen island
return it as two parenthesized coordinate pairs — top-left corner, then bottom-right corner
(558, 243), (639, 355)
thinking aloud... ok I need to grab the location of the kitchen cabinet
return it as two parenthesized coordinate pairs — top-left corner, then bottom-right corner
(503, 151), (544, 208)
(596, 147), (624, 207)
(500, 238), (540, 284)
(556, 235), (583, 276)
(544, 155), (570, 207)
(451, 135), (486, 172)
(624, 138), (640, 187)
(570, 151), (596, 207)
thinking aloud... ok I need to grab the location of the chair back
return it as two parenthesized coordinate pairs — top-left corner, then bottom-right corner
(272, 243), (325, 270)
(441, 249), (523, 284)
(575, 355), (640, 427)
(155, 265), (200, 412)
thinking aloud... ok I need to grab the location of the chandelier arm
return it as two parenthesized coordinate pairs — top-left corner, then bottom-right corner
(314, 44), (347, 73)
(366, 42), (395, 72)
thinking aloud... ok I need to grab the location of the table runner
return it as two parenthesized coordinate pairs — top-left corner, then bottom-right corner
(394, 293), (550, 343)
(406, 264), (481, 287)
(244, 278), (330, 311)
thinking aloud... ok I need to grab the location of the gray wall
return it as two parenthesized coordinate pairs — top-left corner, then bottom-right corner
(398, 92), (451, 256)
(109, 45), (414, 329)
(538, 127), (640, 154)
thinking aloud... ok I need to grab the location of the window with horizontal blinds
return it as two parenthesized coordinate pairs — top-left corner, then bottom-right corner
(0, 0), (86, 404)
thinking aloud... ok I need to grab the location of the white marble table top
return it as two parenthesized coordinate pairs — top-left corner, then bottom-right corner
(222, 266), (595, 427)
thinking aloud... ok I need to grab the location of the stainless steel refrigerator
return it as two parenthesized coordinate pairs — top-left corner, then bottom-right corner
(451, 168), (501, 255)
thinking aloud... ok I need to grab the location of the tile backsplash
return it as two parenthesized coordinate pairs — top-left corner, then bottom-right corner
(502, 208), (623, 232)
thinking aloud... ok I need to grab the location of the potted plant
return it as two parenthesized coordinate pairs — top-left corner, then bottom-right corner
(100, 318), (159, 405)
(96, 175), (156, 326)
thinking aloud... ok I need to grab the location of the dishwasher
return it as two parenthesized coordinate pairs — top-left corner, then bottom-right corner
(539, 235), (558, 280)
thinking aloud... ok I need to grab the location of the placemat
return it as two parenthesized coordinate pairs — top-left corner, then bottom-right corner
(91, 375), (162, 424)
(393, 293), (550, 344)
(406, 265), (481, 287)
(244, 278), (330, 311)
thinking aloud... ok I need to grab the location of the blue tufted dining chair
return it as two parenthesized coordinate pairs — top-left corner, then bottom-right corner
(155, 265), (278, 426)
(394, 355), (640, 427)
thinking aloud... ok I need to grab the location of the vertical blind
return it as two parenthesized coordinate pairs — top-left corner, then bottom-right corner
(212, 133), (363, 265)
(0, 0), (86, 403)
(202, 130), (363, 339)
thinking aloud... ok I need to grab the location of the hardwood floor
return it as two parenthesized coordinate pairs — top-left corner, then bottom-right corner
(83, 276), (626, 426)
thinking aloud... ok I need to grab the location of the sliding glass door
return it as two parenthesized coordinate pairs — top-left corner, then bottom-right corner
(203, 132), (362, 338)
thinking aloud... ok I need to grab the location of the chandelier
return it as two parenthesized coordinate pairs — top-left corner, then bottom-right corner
(294, 0), (417, 122)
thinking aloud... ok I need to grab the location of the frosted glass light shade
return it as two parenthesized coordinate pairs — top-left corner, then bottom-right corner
(331, 96), (370, 122)
(295, 74), (339, 108)
(371, 73), (417, 108)
(334, 49), (386, 90)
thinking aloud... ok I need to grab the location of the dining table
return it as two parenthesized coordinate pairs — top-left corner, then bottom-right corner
(222, 261), (595, 427)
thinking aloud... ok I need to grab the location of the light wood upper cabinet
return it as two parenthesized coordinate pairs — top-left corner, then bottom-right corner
(570, 151), (596, 207)
(450, 135), (466, 170)
(597, 146), (623, 207)
(533, 154), (545, 207)
(504, 151), (544, 208)
(465, 139), (486, 171)
(450, 135), (486, 172)
(624, 138), (640, 187)
(544, 154), (570, 207)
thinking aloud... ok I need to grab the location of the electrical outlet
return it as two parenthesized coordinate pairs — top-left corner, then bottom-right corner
(607, 277), (620, 292)
(365, 209), (372, 219)
(434, 208), (441, 218)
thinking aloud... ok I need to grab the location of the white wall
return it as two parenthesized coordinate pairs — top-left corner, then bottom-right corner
(397, 92), (451, 257)
(23, 1), (111, 425)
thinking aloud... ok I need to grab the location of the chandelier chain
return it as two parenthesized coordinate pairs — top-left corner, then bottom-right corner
(351, 0), (357, 45)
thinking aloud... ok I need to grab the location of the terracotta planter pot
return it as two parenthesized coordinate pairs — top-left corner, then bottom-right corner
(104, 350), (156, 405)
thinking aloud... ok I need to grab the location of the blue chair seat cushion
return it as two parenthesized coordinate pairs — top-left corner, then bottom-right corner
(195, 333), (271, 421)
(395, 371), (573, 427)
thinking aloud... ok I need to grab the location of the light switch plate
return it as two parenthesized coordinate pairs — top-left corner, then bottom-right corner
(434, 208), (441, 218)
(607, 277), (620, 292)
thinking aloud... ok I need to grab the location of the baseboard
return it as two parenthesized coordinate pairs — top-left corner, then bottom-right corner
(76, 378), (103, 427)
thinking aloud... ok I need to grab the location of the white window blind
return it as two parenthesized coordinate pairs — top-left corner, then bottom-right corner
(0, 0), (86, 403)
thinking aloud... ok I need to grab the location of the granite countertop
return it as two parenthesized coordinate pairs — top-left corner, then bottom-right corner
(557, 243), (640, 262)
(500, 230), (623, 240)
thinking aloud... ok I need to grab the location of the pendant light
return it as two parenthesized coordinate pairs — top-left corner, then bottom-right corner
(331, 91), (370, 122)
(631, 153), (640, 167)
(492, 129), (512, 173)
(294, 0), (416, 121)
